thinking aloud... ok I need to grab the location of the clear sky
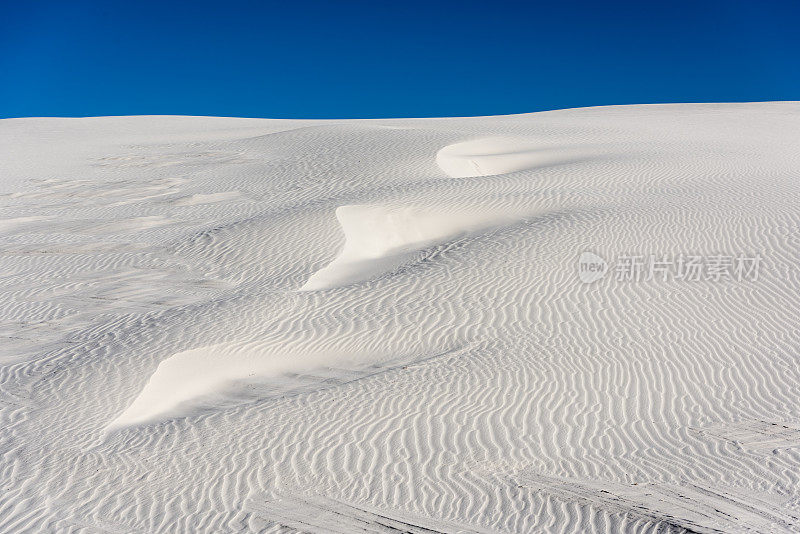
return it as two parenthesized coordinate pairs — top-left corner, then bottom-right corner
(2, 0), (798, 119)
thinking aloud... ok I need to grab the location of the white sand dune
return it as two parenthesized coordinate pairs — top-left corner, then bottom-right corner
(2, 103), (800, 533)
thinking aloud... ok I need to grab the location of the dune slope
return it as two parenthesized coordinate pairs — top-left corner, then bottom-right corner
(2, 104), (800, 533)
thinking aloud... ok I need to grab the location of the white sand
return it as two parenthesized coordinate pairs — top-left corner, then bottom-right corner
(2, 103), (800, 533)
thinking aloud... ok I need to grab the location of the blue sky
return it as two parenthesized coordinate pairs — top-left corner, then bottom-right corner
(2, 1), (798, 118)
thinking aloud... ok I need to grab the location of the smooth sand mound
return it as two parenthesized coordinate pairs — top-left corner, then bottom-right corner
(301, 204), (521, 290)
(106, 343), (381, 429)
(436, 136), (595, 177)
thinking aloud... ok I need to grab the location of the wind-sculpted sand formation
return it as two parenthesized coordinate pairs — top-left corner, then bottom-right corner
(1, 103), (800, 533)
